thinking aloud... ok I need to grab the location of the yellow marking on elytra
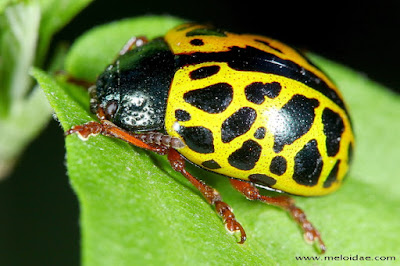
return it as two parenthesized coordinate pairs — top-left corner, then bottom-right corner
(165, 62), (354, 196)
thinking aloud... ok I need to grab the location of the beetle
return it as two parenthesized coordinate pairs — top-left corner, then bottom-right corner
(65, 23), (355, 253)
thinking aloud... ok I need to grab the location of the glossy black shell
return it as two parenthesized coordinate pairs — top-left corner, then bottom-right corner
(93, 38), (175, 132)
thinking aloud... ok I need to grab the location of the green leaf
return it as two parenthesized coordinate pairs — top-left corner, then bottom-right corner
(0, 1), (51, 177)
(0, 0), (91, 178)
(34, 16), (400, 265)
(36, 0), (94, 65)
(0, 0), (18, 14)
(0, 1), (40, 116)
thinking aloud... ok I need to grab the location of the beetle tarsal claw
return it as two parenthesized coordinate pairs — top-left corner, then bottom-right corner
(224, 217), (247, 244)
(303, 232), (326, 254)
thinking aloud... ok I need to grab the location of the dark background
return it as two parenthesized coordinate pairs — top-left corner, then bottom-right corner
(1, 1), (399, 265)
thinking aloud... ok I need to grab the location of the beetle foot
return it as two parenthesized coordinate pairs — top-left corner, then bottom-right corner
(64, 121), (103, 141)
(230, 178), (326, 253)
(290, 206), (326, 253)
(167, 149), (247, 244)
(215, 201), (247, 244)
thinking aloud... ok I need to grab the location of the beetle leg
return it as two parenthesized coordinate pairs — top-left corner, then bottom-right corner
(65, 120), (169, 154)
(230, 178), (326, 253)
(65, 108), (169, 154)
(66, 116), (246, 241)
(136, 131), (185, 150)
(55, 70), (95, 88)
(167, 149), (247, 244)
(119, 36), (149, 55)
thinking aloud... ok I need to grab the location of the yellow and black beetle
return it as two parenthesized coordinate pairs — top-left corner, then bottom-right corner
(66, 23), (354, 253)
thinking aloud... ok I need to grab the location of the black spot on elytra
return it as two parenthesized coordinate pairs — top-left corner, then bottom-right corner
(248, 174), (277, 187)
(183, 83), (233, 114)
(186, 27), (227, 37)
(254, 127), (266, 139)
(323, 160), (340, 188)
(189, 65), (220, 80)
(322, 108), (345, 157)
(273, 94), (320, 153)
(201, 159), (221, 169)
(175, 24), (196, 31)
(228, 140), (262, 170)
(177, 126), (214, 154)
(245, 82), (282, 104)
(221, 107), (257, 143)
(175, 109), (191, 121)
(190, 38), (204, 46)
(270, 156), (287, 176)
(293, 139), (323, 186)
(254, 39), (283, 53)
(348, 142), (354, 165)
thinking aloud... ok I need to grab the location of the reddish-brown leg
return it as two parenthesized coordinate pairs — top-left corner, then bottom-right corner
(55, 70), (95, 88)
(230, 178), (326, 253)
(67, 115), (247, 243)
(167, 149), (247, 244)
(65, 108), (168, 154)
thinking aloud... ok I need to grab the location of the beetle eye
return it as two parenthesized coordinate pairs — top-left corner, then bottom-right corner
(105, 100), (119, 119)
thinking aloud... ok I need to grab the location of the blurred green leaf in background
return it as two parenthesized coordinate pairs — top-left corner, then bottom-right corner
(0, 0), (93, 178)
(33, 15), (400, 265)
